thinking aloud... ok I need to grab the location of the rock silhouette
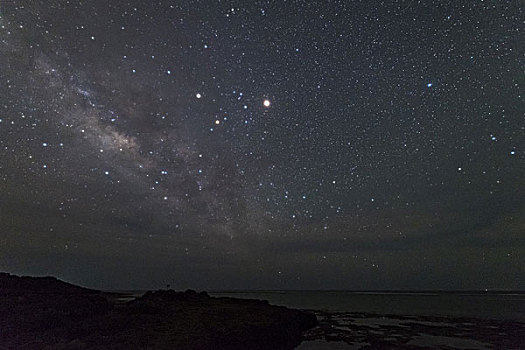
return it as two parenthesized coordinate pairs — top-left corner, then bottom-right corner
(0, 273), (317, 349)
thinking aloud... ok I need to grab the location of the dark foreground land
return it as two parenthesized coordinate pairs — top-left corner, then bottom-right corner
(0, 273), (317, 349)
(300, 310), (525, 349)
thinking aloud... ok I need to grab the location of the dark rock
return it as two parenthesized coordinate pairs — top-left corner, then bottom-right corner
(199, 291), (210, 298)
(0, 272), (99, 295)
(0, 273), (317, 349)
(184, 288), (198, 296)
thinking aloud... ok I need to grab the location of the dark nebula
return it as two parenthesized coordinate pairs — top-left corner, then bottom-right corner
(0, 1), (523, 290)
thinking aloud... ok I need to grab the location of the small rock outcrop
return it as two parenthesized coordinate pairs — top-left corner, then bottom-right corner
(0, 273), (317, 349)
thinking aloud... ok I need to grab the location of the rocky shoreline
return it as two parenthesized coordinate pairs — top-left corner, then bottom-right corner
(299, 310), (525, 349)
(0, 273), (317, 349)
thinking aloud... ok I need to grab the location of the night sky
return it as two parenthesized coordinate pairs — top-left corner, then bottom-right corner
(1, 1), (523, 290)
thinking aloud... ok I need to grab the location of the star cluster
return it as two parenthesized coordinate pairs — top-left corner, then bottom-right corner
(0, 1), (523, 290)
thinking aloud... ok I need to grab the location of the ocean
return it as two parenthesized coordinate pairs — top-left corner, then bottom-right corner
(209, 291), (525, 321)
(113, 290), (525, 348)
(209, 291), (525, 349)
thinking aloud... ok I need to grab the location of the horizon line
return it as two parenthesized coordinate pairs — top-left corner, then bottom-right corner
(104, 288), (525, 294)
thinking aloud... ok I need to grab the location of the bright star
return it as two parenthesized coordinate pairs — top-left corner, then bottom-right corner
(263, 99), (271, 107)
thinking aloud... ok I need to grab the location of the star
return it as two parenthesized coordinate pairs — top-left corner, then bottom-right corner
(1, 0), (522, 293)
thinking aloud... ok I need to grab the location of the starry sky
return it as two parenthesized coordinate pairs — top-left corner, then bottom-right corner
(0, 1), (523, 290)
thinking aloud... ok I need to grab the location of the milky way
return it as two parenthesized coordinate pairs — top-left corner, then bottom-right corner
(0, 1), (523, 290)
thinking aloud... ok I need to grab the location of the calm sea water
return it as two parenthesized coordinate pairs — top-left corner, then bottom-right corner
(113, 290), (525, 348)
(209, 291), (525, 321)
